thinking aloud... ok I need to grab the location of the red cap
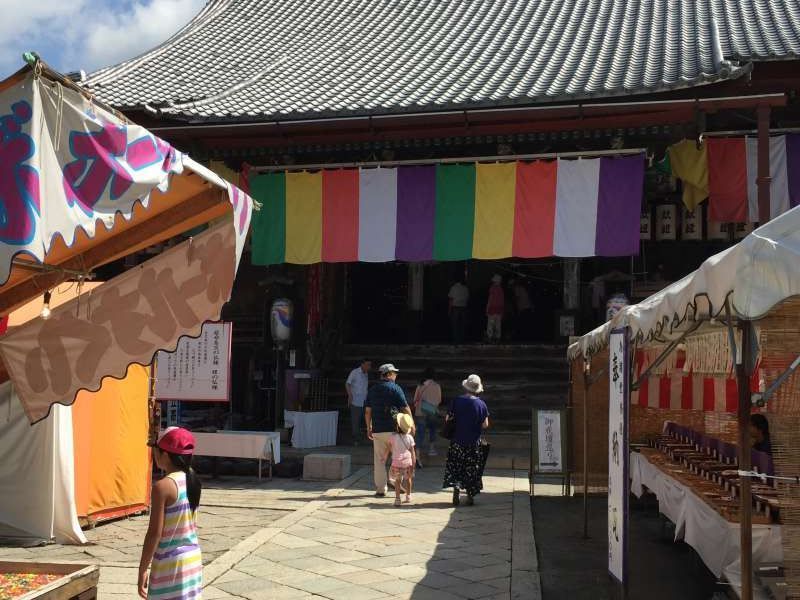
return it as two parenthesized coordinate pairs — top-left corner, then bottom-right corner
(156, 427), (195, 455)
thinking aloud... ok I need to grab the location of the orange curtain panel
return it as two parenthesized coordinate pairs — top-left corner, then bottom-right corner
(72, 364), (151, 522)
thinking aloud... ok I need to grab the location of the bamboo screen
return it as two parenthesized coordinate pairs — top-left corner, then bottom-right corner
(757, 296), (800, 598)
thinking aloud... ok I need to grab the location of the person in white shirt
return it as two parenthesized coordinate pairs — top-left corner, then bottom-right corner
(448, 279), (469, 344)
(346, 359), (371, 445)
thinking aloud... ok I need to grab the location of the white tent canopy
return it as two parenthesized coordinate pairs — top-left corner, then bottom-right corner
(568, 204), (800, 361)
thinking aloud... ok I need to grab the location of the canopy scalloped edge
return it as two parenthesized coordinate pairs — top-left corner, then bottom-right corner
(568, 204), (800, 361)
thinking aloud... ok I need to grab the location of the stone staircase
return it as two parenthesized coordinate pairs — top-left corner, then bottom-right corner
(325, 343), (569, 467)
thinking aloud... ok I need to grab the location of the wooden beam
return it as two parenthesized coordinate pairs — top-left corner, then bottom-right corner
(0, 188), (228, 316)
(198, 108), (697, 151)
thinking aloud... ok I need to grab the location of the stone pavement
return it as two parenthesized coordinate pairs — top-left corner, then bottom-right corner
(203, 467), (538, 600)
(0, 468), (540, 600)
(0, 478), (331, 597)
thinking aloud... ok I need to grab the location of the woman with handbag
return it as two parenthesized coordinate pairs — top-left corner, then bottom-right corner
(412, 368), (442, 458)
(442, 374), (490, 506)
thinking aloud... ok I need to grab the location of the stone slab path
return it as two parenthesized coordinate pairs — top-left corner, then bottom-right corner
(204, 468), (538, 600)
(0, 468), (540, 600)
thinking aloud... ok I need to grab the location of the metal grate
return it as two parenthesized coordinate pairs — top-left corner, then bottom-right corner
(302, 377), (329, 412)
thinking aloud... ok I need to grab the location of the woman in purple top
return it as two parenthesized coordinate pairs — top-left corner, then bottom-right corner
(443, 374), (490, 506)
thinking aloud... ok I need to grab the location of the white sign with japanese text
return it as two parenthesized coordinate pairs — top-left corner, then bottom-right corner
(536, 410), (563, 473)
(655, 204), (677, 241)
(155, 322), (232, 402)
(681, 207), (702, 241)
(608, 328), (629, 584)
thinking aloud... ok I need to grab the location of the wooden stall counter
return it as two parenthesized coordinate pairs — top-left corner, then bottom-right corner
(637, 447), (773, 525)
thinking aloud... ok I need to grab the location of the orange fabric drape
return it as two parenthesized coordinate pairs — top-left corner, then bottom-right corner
(72, 365), (151, 520)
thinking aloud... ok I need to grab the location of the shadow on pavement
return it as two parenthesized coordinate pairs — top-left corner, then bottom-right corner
(401, 470), (518, 600)
(532, 494), (719, 599)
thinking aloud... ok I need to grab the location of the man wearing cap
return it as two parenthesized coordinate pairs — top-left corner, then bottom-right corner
(365, 364), (413, 496)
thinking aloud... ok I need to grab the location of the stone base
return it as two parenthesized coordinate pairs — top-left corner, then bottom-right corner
(303, 453), (351, 480)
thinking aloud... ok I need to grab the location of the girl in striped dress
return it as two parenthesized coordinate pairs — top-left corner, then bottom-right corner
(139, 427), (203, 599)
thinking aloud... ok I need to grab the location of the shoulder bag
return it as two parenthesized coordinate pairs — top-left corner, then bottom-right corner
(440, 412), (456, 440)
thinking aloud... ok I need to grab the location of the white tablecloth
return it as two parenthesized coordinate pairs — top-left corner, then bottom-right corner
(283, 410), (338, 449)
(631, 451), (782, 577)
(193, 431), (281, 464)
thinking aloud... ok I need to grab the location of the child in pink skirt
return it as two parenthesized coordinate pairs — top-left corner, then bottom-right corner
(390, 413), (416, 506)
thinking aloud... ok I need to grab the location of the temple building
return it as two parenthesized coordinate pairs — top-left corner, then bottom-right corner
(83, 0), (800, 433)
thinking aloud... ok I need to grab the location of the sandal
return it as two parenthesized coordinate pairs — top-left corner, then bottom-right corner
(394, 497), (402, 507)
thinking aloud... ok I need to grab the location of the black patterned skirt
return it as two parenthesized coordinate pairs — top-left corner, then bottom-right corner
(442, 441), (488, 497)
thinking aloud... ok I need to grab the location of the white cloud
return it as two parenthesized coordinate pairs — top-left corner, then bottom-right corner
(0, 0), (206, 77)
(0, 0), (88, 41)
(84, 0), (207, 71)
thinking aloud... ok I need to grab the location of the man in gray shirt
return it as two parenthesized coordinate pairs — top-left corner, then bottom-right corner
(345, 359), (371, 445)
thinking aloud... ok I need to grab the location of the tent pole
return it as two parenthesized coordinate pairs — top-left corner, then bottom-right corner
(582, 360), (590, 539)
(737, 321), (754, 600)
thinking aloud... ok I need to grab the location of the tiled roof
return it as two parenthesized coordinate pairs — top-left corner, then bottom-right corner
(85, 0), (800, 122)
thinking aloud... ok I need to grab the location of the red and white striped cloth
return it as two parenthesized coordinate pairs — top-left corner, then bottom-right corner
(631, 350), (758, 413)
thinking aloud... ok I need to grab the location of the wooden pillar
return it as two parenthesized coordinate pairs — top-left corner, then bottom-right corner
(564, 258), (580, 311)
(582, 359), (590, 539)
(756, 104), (772, 225)
(408, 264), (424, 342)
(737, 322), (754, 600)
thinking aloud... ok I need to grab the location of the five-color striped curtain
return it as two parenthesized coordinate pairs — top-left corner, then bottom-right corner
(250, 155), (645, 265)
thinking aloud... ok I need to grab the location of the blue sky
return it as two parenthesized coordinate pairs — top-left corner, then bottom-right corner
(0, 0), (206, 78)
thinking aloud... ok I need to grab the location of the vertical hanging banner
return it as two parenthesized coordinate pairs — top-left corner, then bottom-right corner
(154, 322), (233, 402)
(733, 221), (754, 240)
(681, 207), (702, 241)
(655, 204), (677, 241)
(639, 209), (652, 241)
(608, 328), (629, 586)
(707, 219), (730, 241)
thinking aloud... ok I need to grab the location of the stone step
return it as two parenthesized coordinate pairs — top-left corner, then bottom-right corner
(330, 367), (567, 382)
(327, 343), (568, 438)
(340, 343), (566, 356)
(281, 444), (531, 471)
(335, 357), (568, 370)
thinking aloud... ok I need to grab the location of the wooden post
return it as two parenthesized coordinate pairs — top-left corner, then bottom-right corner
(148, 362), (159, 446)
(756, 104), (771, 225)
(582, 359), (590, 539)
(737, 321), (754, 600)
(564, 259), (580, 311)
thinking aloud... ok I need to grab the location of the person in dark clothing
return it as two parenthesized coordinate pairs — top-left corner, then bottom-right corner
(443, 374), (490, 506)
(448, 279), (469, 344)
(365, 364), (414, 497)
(750, 413), (772, 454)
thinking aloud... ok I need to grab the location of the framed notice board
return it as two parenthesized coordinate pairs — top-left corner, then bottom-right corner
(155, 322), (232, 402)
(530, 407), (569, 495)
